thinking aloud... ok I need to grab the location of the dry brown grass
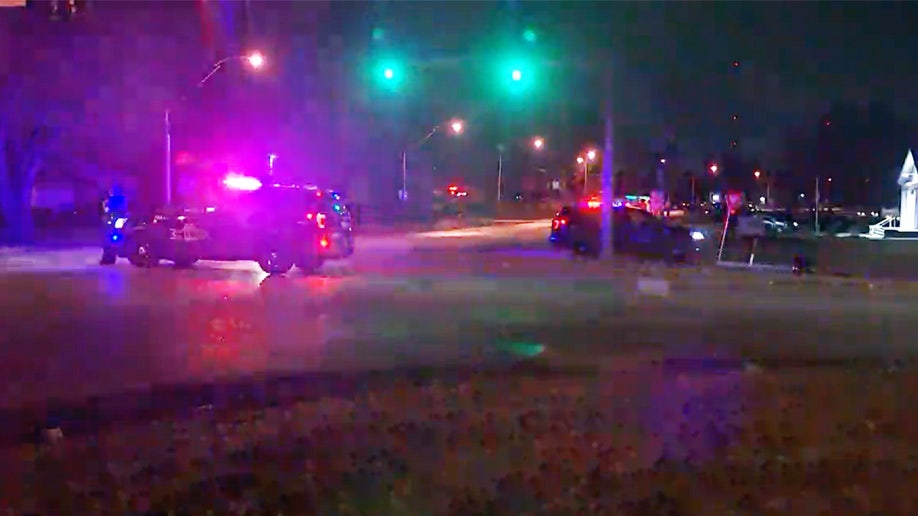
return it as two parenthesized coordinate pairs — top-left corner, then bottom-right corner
(3, 364), (918, 514)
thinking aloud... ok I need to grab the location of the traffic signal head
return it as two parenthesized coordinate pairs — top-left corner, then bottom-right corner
(487, 52), (540, 99)
(499, 58), (533, 94)
(522, 28), (537, 43)
(373, 59), (404, 91)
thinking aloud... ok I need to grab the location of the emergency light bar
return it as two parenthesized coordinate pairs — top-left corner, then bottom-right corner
(223, 173), (262, 191)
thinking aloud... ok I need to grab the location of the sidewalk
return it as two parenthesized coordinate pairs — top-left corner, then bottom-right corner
(1, 227), (99, 253)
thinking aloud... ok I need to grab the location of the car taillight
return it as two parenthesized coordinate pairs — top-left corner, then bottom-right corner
(552, 217), (567, 230)
(319, 237), (329, 248)
(306, 212), (327, 229)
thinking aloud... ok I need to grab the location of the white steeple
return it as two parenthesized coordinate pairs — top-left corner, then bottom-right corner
(899, 150), (918, 231)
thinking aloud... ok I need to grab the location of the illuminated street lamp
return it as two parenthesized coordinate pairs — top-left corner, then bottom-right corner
(401, 118), (465, 201)
(578, 150), (597, 194)
(165, 51), (266, 205)
(246, 51), (265, 69)
(709, 164), (719, 175)
(754, 169), (771, 206)
(532, 137), (544, 150)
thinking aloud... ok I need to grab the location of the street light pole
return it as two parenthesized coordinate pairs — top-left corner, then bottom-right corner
(497, 146), (504, 203)
(400, 150), (408, 201)
(401, 120), (463, 202)
(164, 109), (172, 205)
(163, 53), (264, 206)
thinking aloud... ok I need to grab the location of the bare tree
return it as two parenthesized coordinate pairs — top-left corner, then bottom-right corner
(0, 83), (60, 244)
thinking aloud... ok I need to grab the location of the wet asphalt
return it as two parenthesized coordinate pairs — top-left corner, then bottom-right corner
(0, 221), (915, 445)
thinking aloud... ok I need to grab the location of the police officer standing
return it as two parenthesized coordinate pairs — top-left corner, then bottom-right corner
(103, 184), (127, 220)
(100, 184), (128, 265)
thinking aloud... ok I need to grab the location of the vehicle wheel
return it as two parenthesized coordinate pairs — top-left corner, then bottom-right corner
(258, 250), (294, 274)
(172, 256), (199, 268)
(100, 247), (117, 265)
(128, 240), (159, 268)
(296, 254), (323, 274)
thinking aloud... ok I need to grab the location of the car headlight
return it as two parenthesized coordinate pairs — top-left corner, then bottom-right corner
(114, 218), (128, 229)
(691, 230), (705, 241)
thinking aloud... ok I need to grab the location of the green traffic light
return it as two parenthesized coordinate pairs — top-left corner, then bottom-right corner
(511, 69), (522, 81)
(373, 59), (403, 91)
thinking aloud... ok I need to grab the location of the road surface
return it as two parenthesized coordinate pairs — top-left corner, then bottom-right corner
(0, 219), (915, 412)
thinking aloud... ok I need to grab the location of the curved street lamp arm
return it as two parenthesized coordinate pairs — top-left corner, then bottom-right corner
(198, 58), (229, 88)
(415, 125), (440, 149)
(197, 55), (250, 88)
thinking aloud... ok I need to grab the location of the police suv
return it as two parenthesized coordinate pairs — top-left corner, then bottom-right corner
(101, 173), (354, 274)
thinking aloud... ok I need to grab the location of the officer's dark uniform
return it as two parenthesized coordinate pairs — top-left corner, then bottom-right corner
(103, 188), (127, 219)
(100, 187), (128, 264)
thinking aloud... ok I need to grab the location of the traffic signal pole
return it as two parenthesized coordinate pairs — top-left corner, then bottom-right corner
(599, 64), (615, 259)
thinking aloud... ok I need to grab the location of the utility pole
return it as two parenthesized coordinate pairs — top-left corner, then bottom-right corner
(814, 176), (820, 234)
(599, 62), (615, 259)
(690, 175), (696, 205)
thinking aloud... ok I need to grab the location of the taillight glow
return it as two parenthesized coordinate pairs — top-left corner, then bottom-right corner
(223, 173), (262, 191)
(552, 218), (567, 230)
(319, 237), (330, 248)
(586, 200), (601, 209)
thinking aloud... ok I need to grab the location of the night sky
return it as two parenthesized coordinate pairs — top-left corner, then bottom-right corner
(3, 1), (917, 198)
(356, 1), (918, 166)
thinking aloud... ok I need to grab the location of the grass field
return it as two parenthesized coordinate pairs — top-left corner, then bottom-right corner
(716, 235), (918, 279)
(4, 360), (918, 514)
